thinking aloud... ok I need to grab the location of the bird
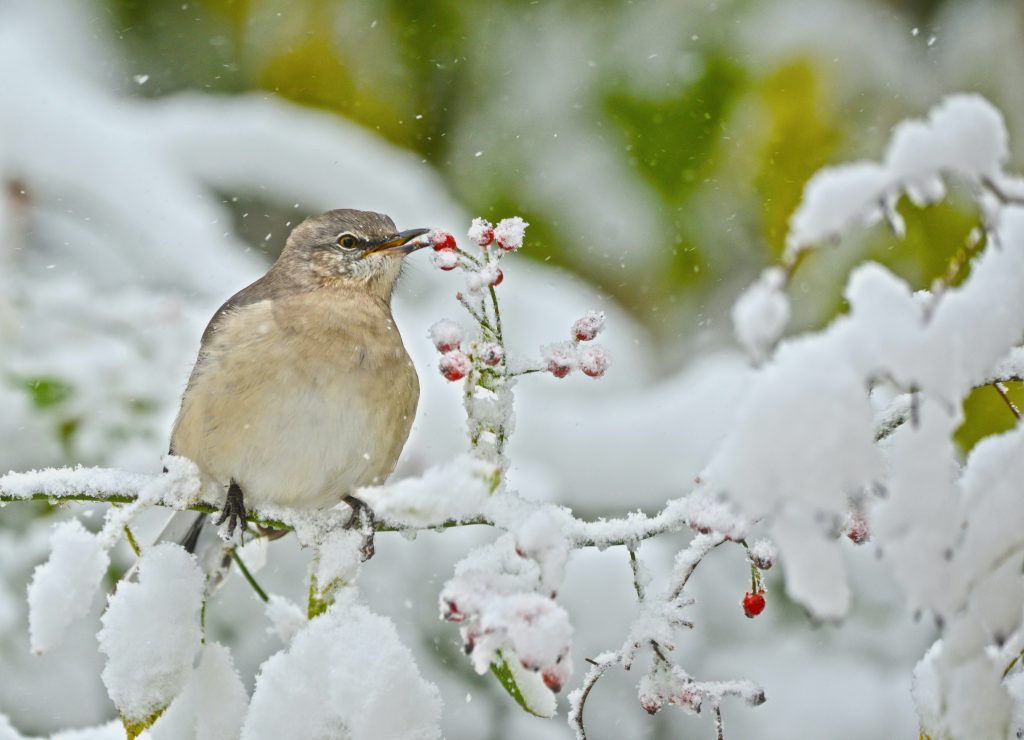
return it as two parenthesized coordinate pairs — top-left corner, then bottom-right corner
(158, 208), (431, 567)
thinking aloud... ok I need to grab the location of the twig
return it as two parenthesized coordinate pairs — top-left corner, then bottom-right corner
(124, 525), (141, 558)
(714, 705), (725, 740)
(568, 653), (620, 740)
(992, 382), (1022, 420)
(230, 548), (269, 603)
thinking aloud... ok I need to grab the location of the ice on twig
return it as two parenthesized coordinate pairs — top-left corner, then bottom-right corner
(360, 454), (498, 528)
(27, 519), (110, 654)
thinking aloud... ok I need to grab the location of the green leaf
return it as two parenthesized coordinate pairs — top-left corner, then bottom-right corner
(17, 376), (72, 409)
(490, 650), (556, 718)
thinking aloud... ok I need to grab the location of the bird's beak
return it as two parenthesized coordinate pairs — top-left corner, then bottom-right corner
(363, 228), (432, 257)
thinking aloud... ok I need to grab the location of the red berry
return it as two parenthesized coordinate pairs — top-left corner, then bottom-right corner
(431, 231), (457, 252)
(439, 352), (471, 382)
(641, 698), (661, 715)
(742, 591), (766, 618)
(439, 261), (458, 272)
(479, 343), (504, 367)
(542, 671), (562, 693)
(492, 269), (504, 286)
(846, 524), (869, 544)
(443, 599), (463, 622)
(548, 361), (571, 378)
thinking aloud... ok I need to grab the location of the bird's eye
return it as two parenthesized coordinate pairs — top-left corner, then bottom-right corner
(337, 233), (358, 250)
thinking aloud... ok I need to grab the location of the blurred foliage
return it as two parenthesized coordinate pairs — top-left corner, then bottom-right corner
(105, 0), (1022, 453)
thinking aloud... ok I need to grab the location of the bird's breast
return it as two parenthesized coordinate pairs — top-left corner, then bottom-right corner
(171, 296), (420, 509)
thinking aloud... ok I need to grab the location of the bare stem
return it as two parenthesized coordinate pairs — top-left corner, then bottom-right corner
(124, 525), (141, 558)
(992, 382), (1022, 420)
(230, 548), (269, 603)
(569, 654), (619, 740)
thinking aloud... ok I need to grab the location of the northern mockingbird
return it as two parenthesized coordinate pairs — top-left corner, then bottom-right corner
(160, 208), (430, 561)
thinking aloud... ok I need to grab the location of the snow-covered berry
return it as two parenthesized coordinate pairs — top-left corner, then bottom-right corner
(442, 599), (464, 622)
(543, 343), (575, 378)
(429, 319), (464, 354)
(542, 671), (562, 693)
(578, 344), (609, 378)
(467, 217), (494, 247)
(742, 591), (766, 618)
(846, 523), (870, 544)
(430, 230), (458, 252)
(640, 697), (662, 715)
(572, 310), (605, 341)
(491, 268), (504, 286)
(432, 249), (460, 271)
(494, 216), (528, 251)
(439, 352), (472, 382)
(478, 343), (504, 367)
(748, 539), (776, 570)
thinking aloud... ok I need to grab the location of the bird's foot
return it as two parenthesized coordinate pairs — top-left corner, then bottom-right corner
(215, 480), (249, 540)
(343, 494), (376, 561)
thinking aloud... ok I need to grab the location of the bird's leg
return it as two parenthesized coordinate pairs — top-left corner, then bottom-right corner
(215, 480), (248, 539)
(342, 494), (376, 561)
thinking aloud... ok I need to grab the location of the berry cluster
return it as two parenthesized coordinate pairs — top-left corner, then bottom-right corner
(426, 218), (610, 389)
(542, 311), (609, 379)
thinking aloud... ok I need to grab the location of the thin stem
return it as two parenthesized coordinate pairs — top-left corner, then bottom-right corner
(488, 284), (504, 342)
(568, 654), (619, 740)
(124, 525), (141, 558)
(714, 705), (725, 740)
(992, 382), (1022, 420)
(230, 548), (269, 603)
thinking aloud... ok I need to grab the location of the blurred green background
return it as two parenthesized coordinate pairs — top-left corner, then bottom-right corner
(100, 0), (1024, 454)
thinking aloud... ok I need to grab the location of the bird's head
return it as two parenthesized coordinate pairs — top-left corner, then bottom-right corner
(279, 209), (430, 298)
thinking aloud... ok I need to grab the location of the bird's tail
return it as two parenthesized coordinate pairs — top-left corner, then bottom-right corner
(126, 511), (230, 586)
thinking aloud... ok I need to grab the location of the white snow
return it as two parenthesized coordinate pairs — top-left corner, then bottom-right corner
(264, 596), (307, 644)
(493, 217), (529, 251)
(96, 544), (204, 726)
(787, 94), (1008, 254)
(149, 642), (248, 740)
(26, 520), (109, 655)
(427, 319), (465, 353)
(242, 599), (442, 740)
(361, 454), (498, 528)
(571, 310), (606, 342)
(731, 267), (791, 362)
(467, 217), (494, 247)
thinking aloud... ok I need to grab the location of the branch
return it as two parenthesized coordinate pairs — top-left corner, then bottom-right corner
(568, 653), (620, 740)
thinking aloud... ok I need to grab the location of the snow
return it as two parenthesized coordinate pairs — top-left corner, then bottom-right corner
(467, 217), (495, 247)
(27, 520), (109, 654)
(431, 249), (460, 271)
(428, 319), (465, 353)
(0, 466), (154, 502)
(264, 596), (307, 644)
(493, 217), (529, 252)
(747, 539), (776, 571)
(312, 529), (364, 593)
(150, 642), (248, 740)
(571, 311), (605, 342)
(361, 454), (498, 528)
(576, 344), (610, 378)
(242, 599), (442, 740)
(731, 267), (791, 362)
(96, 544), (205, 726)
(787, 94), (1008, 254)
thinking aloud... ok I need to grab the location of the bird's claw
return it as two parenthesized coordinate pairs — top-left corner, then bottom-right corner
(215, 480), (248, 540)
(343, 494), (376, 561)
